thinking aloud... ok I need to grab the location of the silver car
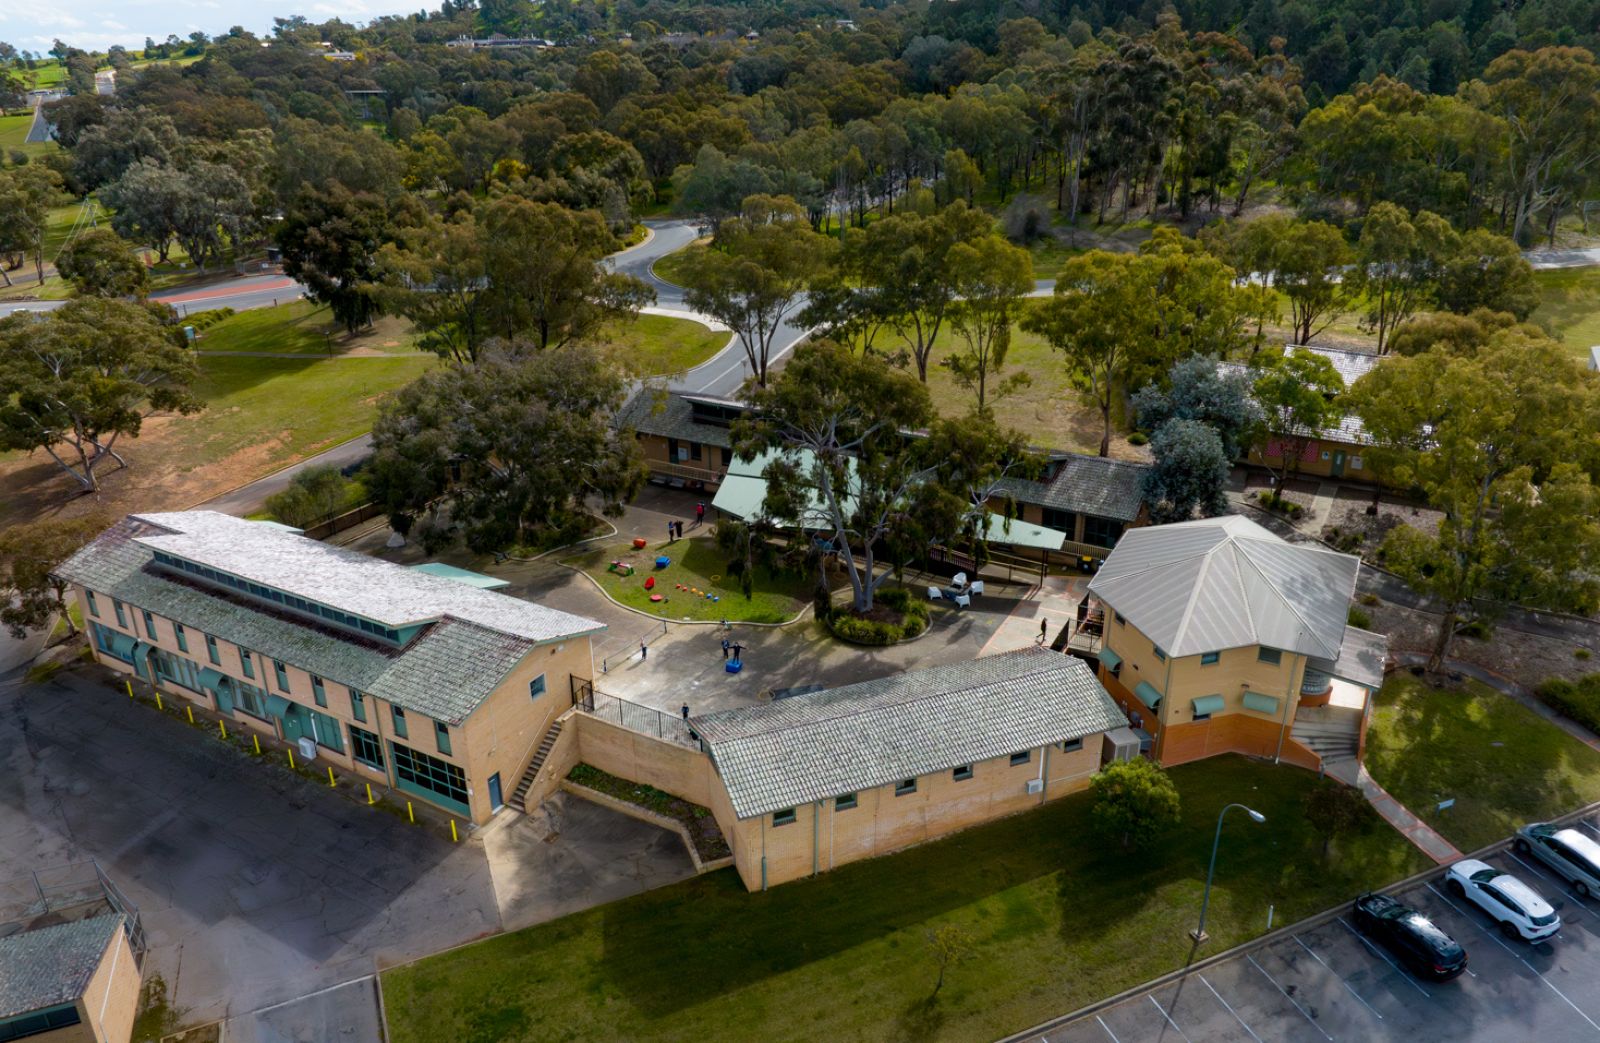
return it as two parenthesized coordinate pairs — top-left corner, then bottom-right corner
(1516, 822), (1600, 898)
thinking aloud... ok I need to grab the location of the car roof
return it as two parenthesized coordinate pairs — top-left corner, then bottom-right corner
(1555, 828), (1600, 865)
(1494, 875), (1555, 917)
(1453, 858), (1492, 876)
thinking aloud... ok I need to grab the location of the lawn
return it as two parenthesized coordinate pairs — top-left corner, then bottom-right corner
(1365, 673), (1600, 852)
(195, 300), (421, 356)
(566, 536), (809, 624)
(381, 756), (1428, 1043)
(650, 239), (708, 286)
(601, 313), (728, 376)
(1532, 267), (1600, 359)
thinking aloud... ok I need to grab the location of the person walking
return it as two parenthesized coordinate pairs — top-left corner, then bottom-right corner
(721, 637), (730, 660)
(1039, 618), (1049, 644)
(696, 502), (706, 525)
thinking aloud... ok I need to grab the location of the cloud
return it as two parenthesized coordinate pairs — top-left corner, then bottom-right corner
(3, 0), (417, 51)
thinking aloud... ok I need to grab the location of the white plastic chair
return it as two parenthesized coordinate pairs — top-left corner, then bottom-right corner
(952, 571), (969, 588)
(968, 580), (984, 596)
(927, 586), (943, 601)
(954, 593), (972, 609)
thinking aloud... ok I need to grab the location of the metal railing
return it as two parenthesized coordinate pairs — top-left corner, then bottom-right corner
(572, 689), (700, 749)
(648, 459), (728, 485)
(0, 861), (146, 963)
(598, 620), (670, 673)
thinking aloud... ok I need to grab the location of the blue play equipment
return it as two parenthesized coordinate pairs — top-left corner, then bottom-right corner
(725, 657), (743, 673)
(654, 556), (671, 568)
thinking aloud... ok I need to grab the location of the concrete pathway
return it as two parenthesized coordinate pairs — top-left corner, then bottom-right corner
(976, 574), (1089, 658)
(1327, 758), (1464, 864)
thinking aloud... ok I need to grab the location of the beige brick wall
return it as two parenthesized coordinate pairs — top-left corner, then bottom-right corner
(76, 925), (140, 1043)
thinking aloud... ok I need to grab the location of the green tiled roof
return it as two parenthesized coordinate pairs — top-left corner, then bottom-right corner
(0, 915), (122, 1020)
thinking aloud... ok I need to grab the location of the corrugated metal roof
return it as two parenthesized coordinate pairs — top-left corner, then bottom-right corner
(0, 914), (121, 1019)
(691, 647), (1126, 820)
(1088, 516), (1359, 660)
(56, 517), (566, 725)
(110, 512), (602, 644)
(1309, 625), (1389, 689)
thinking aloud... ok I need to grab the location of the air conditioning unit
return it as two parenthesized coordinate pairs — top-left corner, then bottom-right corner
(1025, 778), (1043, 795)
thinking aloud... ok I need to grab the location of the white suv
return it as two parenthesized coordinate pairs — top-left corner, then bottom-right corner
(1446, 859), (1560, 942)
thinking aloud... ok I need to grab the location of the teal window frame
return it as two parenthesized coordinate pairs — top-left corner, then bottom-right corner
(895, 778), (917, 796)
(835, 792), (857, 811)
(113, 599), (127, 627)
(142, 609), (158, 640)
(392, 705), (408, 738)
(205, 634), (220, 665)
(273, 660), (290, 692)
(1153, 645), (1167, 662)
(391, 740), (469, 814)
(952, 764), (973, 781)
(350, 688), (367, 722)
(350, 725), (384, 769)
(1200, 651), (1220, 665)
(173, 623), (188, 653)
(86, 591), (99, 617)
(1257, 647), (1282, 665)
(434, 720), (452, 756)
(1009, 750), (1031, 766)
(240, 650), (255, 680)
(235, 684), (269, 719)
(0, 1002), (83, 1039)
(311, 676), (327, 707)
(529, 674), (547, 699)
(1061, 737), (1083, 752)
(310, 710), (345, 753)
(772, 808), (796, 826)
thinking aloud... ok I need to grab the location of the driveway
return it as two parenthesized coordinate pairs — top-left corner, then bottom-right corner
(0, 665), (694, 1030)
(1018, 825), (1600, 1043)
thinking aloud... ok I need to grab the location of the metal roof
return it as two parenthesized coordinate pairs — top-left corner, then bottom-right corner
(55, 517), (586, 725)
(121, 512), (602, 644)
(1284, 344), (1383, 388)
(1309, 625), (1389, 689)
(1087, 516), (1360, 660)
(0, 915), (122, 1019)
(691, 647), (1126, 820)
(995, 453), (1148, 522)
(407, 563), (510, 590)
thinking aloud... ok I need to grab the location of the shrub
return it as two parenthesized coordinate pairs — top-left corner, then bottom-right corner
(1126, 431), (1149, 446)
(1359, 592), (1380, 606)
(187, 307), (235, 331)
(1456, 619), (1491, 640)
(1535, 675), (1600, 735)
(825, 587), (930, 645)
(1090, 758), (1180, 850)
(1346, 606), (1372, 629)
(1001, 193), (1051, 244)
(1576, 649), (1592, 660)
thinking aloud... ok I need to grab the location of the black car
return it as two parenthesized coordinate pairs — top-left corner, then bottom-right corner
(1351, 892), (1468, 980)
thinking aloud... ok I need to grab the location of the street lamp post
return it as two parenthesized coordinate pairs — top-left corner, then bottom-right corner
(1191, 803), (1267, 944)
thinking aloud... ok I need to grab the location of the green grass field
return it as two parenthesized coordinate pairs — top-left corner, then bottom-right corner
(1532, 267), (1600, 358)
(650, 239), (708, 286)
(195, 300), (421, 356)
(381, 756), (1427, 1043)
(1365, 673), (1600, 852)
(567, 536), (809, 623)
(606, 313), (728, 376)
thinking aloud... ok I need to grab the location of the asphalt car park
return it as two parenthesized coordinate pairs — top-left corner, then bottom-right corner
(1024, 818), (1600, 1043)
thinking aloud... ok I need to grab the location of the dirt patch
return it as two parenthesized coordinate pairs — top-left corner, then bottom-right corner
(1365, 596), (1597, 689)
(1321, 489), (1443, 558)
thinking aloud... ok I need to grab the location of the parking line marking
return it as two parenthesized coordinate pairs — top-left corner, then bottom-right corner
(1094, 1014), (1121, 1043)
(1246, 954), (1334, 1041)
(1148, 995), (1192, 1043)
(1425, 882), (1523, 957)
(1293, 936), (1385, 1018)
(1506, 850), (1591, 908)
(1425, 882), (1600, 1034)
(1200, 974), (1265, 1043)
(1334, 917), (1430, 998)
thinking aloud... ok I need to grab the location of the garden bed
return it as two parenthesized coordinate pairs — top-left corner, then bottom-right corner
(564, 537), (809, 623)
(1321, 488), (1443, 558)
(825, 587), (931, 645)
(567, 764), (730, 863)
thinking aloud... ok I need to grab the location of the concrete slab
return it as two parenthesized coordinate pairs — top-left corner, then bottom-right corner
(221, 977), (383, 1043)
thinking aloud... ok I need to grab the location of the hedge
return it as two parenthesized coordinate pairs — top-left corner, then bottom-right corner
(1535, 675), (1600, 735)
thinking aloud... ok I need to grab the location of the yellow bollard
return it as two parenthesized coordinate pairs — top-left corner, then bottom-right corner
(155, 692), (163, 711)
(327, 767), (336, 788)
(252, 734), (261, 755)
(365, 782), (374, 805)
(450, 819), (458, 843)
(186, 706), (194, 724)
(287, 748), (295, 770)
(406, 801), (414, 824)
(125, 680), (134, 699)
(218, 720), (227, 740)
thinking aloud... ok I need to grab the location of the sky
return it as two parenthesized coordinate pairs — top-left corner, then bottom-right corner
(0, 0), (419, 55)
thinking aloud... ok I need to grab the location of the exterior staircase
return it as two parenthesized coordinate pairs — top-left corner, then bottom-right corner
(1291, 704), (1363, 771)
(508, 720), (563, 813)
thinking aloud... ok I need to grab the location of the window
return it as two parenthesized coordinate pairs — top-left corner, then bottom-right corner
(1042, 507), (1078, 533)
(392, 705), (408, 738)
(310, 710), (344, 752)
(529, 674), (547, 699)
(392, 741), (469, 810)
(273, 660), (290, 692)
(772, 808), (796, 826)
(350, 725), (384, 769)
(173, 623), (188, 653)
(0, 1003), (82, 1040)
(350, 688), (367, 722)
(1061, 737), (1083, 752)
(689, 441), (703, 461)
(1153, 646), (1167, 662)
(113, 599), (127, 628)
(1351, 456), (1364, 470)
(1083, 516), (1124, 549)
(85, 591), (99, 618)
(142, 609), (158, 640)
(235, 684), (268, 719)
(952, 765), (973, 781)
(1257, 647), (1282, 666)
(835, 792), (857, 811)
(1200, 651), (1220, 666)
(311, 676), (327, 707)
(240, 650), (255, 679)
(435, 720), (452, 756)
(895, 778), (917, 796)
(1114, 612), (1127, 626)
(1009, 751), (1032, 766)
(205, 635), (220, 666)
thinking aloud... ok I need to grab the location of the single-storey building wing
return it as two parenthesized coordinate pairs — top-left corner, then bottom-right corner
(57, 512), (605, 825)
(993, 451), (1149, 560)
(1226, 345), (1386, 482)
(1084, 515), (1387, 772)
(688, 647), (1129, 889)
(616, 389), (742, 491)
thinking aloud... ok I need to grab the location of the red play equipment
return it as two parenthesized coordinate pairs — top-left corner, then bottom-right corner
(644, 576), (656, 590)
